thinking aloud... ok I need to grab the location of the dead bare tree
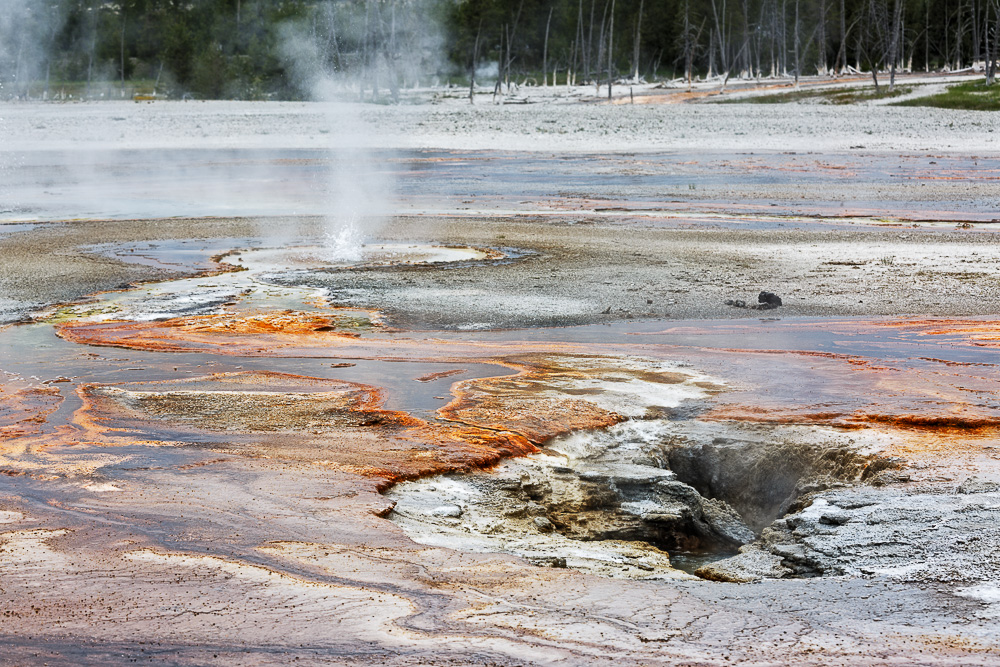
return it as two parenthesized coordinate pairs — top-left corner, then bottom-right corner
(607, 0), (616, 98)
(587, 0), (596, 80)
(86, 0), (97, 97)
(119, 11), (126, 95)
(793, 0), (800, 86)
(709, 0), (730, 78)
(988, 0), (1000, 82)
(888, 0), (903, 89)
(753, 0), (766, 78)
(595, 0), (609, 93)
(817, 0), (828, 73)
(973, 0), (982, 63)
(839, 0), (847, 72)
(864, 0), (890, 92)
(682, 0), (694, 86)
(632, 0), (644, 82)
(925, 0), (930, 70)
(493, 28), (504, 100)
(543, 7), (553, 85)
(739, 0), (751, 76)
(469, 19), (482, 103)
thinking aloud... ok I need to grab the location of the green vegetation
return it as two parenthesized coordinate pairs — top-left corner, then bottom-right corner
(893, 81), (1000, 110)
(0, 0), (998, 101)
(1, 0), (445, 101)
(721, 85), (912, 104)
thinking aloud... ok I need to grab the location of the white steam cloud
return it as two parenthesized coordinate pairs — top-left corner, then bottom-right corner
(0, 1), (65, 100)
(0, 1), (454, 251)
(278, 16), (400, 262)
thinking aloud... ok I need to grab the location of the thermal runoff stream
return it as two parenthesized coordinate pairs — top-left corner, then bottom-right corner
(3, 234), (998, 583)
(2, 100), (1000, 665)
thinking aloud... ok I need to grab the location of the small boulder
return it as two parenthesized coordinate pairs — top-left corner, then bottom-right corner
(758, 291), (783, 307)
(531, 556), (567, 568)
(818, 509), (852, 525)
(428, 504), (463, 518)
(957, 476), (1000, 494)
(533, 516), (556, 533)
(695, 546), (791, 583)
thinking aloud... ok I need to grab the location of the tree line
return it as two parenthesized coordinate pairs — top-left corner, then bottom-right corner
(0, 0), (997, 101)
(455, 0), (1000, 94)
(0, 0), (445, 100)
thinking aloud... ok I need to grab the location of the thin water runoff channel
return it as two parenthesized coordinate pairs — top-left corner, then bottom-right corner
(2, 116), (1000, 664)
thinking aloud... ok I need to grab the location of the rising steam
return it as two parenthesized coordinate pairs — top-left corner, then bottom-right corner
(0, 1), (453, 246)
(278, 9), (412, 262)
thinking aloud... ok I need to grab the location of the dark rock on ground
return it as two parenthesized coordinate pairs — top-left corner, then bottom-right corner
(758, 291), (783, 307)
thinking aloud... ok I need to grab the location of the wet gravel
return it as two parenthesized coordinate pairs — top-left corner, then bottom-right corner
(4, 214), (1000, 328)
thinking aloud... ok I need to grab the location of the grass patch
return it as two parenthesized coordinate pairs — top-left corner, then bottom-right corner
(893, 80), (1000, 110)
(3, 79), (166, 101)
(719, 85), (910, 104)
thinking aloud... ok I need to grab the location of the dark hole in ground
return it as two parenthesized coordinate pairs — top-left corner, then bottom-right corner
(482, 426), (889, 576)
(388, 420), (898, 579)
(659, 436), (880, 533)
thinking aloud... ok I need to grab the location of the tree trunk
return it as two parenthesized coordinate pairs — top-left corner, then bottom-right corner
(470, 20), (482, 103)
(544, 8), (553, 85)
(754, 2), (765, 78)
(86, 0), (97, 98)
(154, 61), (164, 96)
(120, 13), (127, 95)
(889, 0), (902, 89)
(840, 0), (847, 73)
(818, 0), (828, 73)
(632, 0), (644, 82)
(504, 1), (524, 93)
(596, 0), (609, 94)
(925, 0), (930, 72)
(793, 0), (800, 87)
(973, 0), (982, 63)
(987, 0), (1000, 83)
(709, 0), (729, 77)
(683, 0), (693, 87)
(493, 28), (504, 102)
(570, 38), (577, 85)
(387, 2), (399, 103)
(781, 0), (788, 75)
(739, 0), (750, 76)
(607, 0), (616, 99)
(955, 1), (963, 69)
(770, 0), (777, 76)
(587, 0), (596, 80)
(708, 28), (716, 77)
(944, 0), (951, 69)
(505, 24), (512, 90)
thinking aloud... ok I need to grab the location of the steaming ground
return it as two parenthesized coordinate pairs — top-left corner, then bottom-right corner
(3, 94), (1000, 325)
(3, 215), (1000, 328)
(3, 96), (1000, 665)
